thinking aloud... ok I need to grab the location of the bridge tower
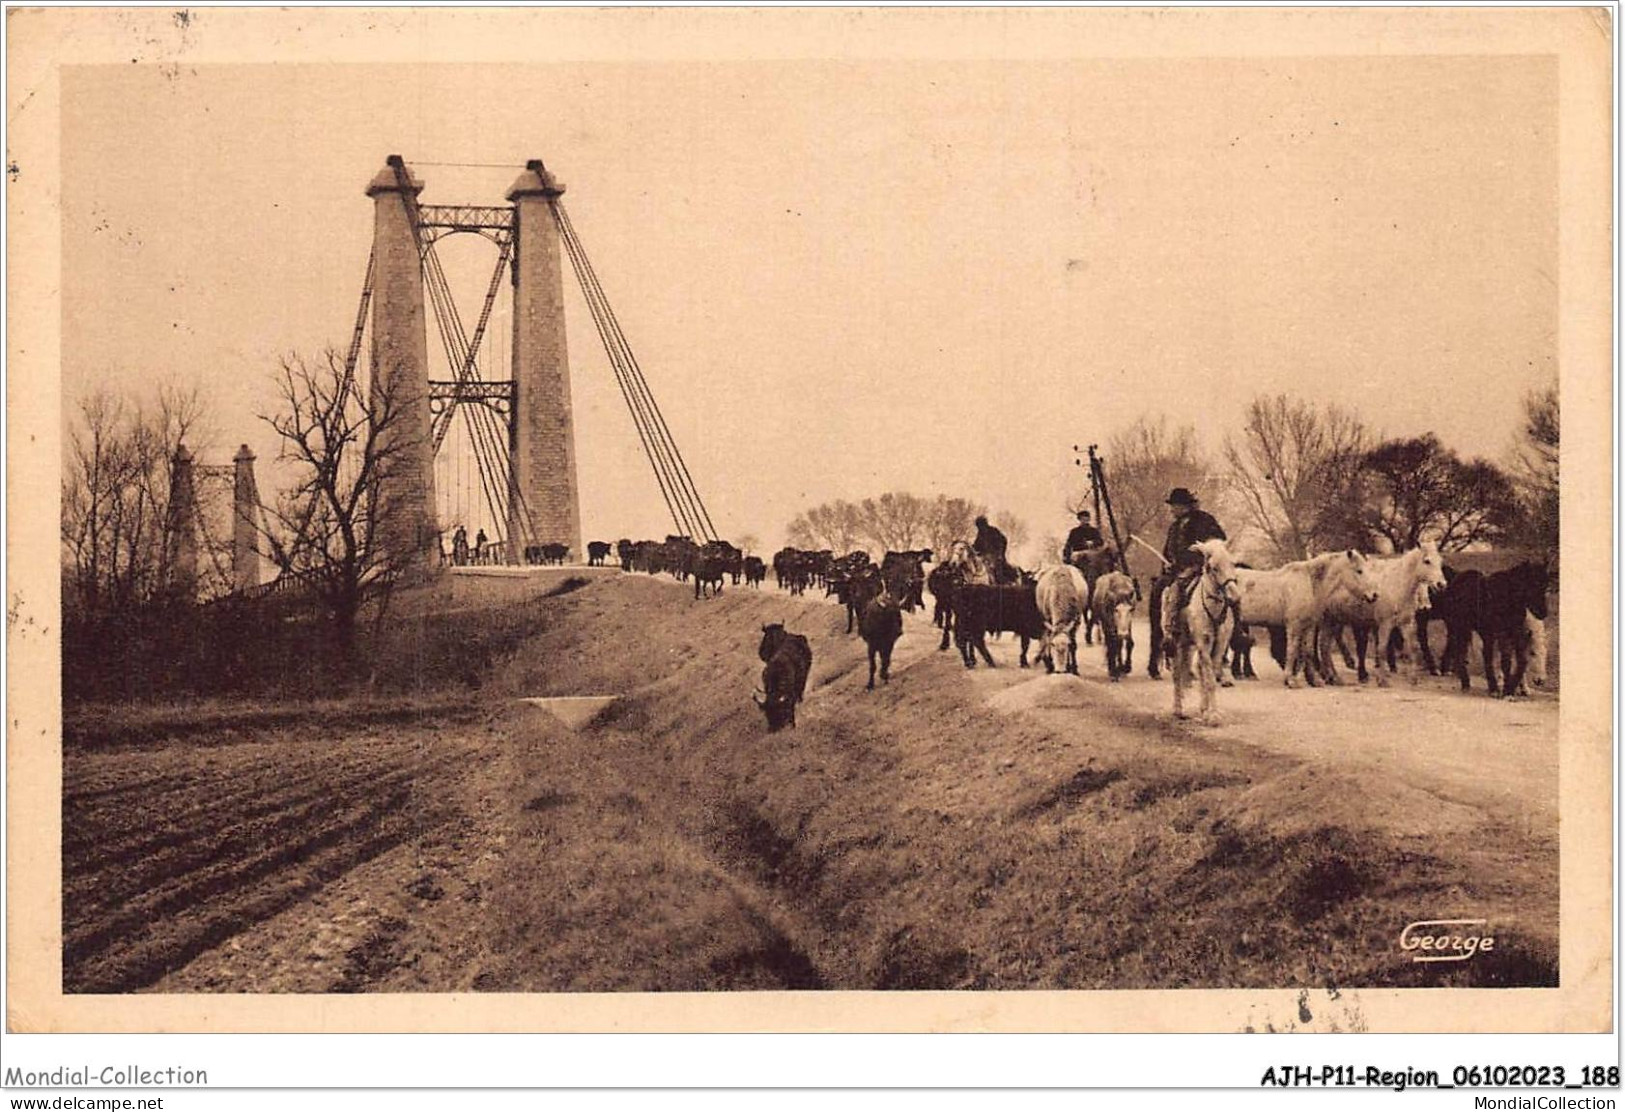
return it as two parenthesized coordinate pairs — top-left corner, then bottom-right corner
(357, 154), (710, 566)
(164, 444), (199, 599)
(365, 158), (439, 567)
(507, 160), (582, 560)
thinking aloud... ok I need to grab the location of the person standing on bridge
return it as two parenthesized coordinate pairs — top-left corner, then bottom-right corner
(475, 528), (489, 566)
(1061, 509), (1105, 566)
(1148, 487), (1226, 680)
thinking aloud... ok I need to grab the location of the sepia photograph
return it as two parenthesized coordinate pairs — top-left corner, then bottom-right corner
(5, 5), (1613, 1051)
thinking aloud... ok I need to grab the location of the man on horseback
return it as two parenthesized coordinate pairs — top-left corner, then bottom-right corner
(973, 515), (1019, 584)
(1062, 509), (1105, 566)
(1148, 487), (1226, 679)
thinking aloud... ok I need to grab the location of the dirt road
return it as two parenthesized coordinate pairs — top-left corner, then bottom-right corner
(63, 572), (1558, 994)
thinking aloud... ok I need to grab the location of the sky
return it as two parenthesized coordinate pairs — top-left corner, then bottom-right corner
(61, 54), (1558, 556)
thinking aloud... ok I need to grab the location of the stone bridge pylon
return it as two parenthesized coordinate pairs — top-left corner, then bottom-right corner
(366, 154), (582, 567)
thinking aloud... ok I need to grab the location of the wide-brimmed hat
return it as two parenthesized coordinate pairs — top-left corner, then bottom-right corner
(1165, 487), (1198, 506)
(1076, 509), (1091, 519)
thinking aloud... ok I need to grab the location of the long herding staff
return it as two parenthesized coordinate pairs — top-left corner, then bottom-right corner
(1127, 533), (1170, 569)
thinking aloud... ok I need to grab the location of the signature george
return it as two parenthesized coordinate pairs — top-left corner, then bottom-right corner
(1400, 919), (1496, 962)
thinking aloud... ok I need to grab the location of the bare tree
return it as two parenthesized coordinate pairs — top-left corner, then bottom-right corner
(992, 510), (1029, 551)
(734, 532), (761, 558)
(61, 383), (214, 620)
(787, 492), (985, 556)
(1508, 380), (1558, 558)
(856, 492), (935, 552)
(258, 349), (423, 661)
(922, 495), (986, 557)
(1093, 416), (1213, 551)
(1033, 532), (1064, 567)
(1224, 395), (1368, 561)
(1360, 435), (1516, 552)
(785, 499), (863, 552)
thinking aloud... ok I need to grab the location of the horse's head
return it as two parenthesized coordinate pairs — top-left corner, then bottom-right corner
(1518, 560), (1552, 621)
(1414, 541), (1447, 594)
(1191, 539), (1242, 605)
(1342, 549), (1381, 604)
(1103, 578), (1137, 642)
(948, 540), (992, 585)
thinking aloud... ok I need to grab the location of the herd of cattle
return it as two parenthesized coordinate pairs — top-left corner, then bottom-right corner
(568, 534), (1552, 731)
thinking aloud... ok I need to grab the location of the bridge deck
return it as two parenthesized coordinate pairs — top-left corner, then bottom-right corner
(448, 564), (622, 579)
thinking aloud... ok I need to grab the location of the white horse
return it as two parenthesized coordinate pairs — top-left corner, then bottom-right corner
(1318, 541), (1448, 686)
(1170, 539), (1243, 723)
(1090, 570), (1137, 680)
(1070, 545), (1120, 644)
(1232, 550), (1379, 687)
(1034, 563), (1088, 674)
(945, 540), (994, 586)
(1511, 610), (1548, 694)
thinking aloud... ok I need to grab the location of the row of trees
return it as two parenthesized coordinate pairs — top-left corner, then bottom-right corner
(777, 386), (1558, 575)
(784, 494), (1027, 560)
(1095, 387), (1558, 567)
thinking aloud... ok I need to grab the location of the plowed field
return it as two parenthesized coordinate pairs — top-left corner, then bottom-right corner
(63, 570), (1559, 999)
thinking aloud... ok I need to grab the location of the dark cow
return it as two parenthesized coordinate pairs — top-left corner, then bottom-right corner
(693, 547), (728, 600)
(1432, 561), (1550, 696)
(712, 540), (745, 585)
(1228, 622), (1258, 680)
(927, 563), (962, 651)
(772, 547), (795, 590)
(1225, 562), (1259, 680)
(1412, 565), (1457, 676)
(880, 549), (931, 613)
(743, 556), (766, 588)
(586, 541), (612, 567)
(812, 550), (836, 590)
(539, 543), (569, 566)
(663, 536), (697, 581)
(950, 583), (1046, 669)
(755, 623), (813, 732)
(860, 591), (904, 689)
(779, 549), (814, 596)
(829, 563), (883, 635)
(616, 538), (636, 571)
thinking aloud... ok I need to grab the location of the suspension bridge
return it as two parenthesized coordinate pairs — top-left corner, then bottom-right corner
(167, 154), (718, 599)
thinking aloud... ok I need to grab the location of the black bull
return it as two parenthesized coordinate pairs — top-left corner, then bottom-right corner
(754, 624), (813, 731)
(949, 583), (1046, 669)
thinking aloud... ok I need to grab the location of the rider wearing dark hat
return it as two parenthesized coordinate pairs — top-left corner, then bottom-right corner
(1148, 487), (1226, 679)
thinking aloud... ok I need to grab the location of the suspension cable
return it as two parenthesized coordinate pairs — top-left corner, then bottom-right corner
(550, 200), (695, 539)
(554, 201), (716, 540)
(552, 203), (694, 534)
(551, 199), (715, 541)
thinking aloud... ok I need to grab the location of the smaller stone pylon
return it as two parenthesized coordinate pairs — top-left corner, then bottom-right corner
(233, 444), (261, 593)
(165, 444), (199, 601)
